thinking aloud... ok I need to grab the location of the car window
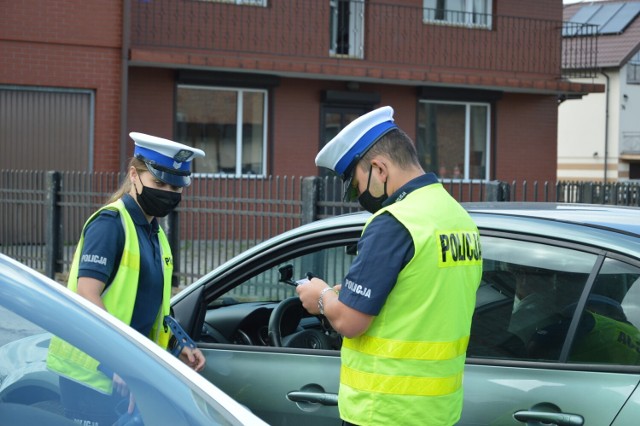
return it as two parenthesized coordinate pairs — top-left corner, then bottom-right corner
(566, 258), (640, 365)
(469, 236), (598, 361)
(223, 245), (354, 304)
(203, 244), (354, 347)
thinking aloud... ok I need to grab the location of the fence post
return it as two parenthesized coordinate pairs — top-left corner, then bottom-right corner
(164, 212), (180, 287)
(301, 176), (319, 224)
(580, 182), (593, 204)
(485, 180), (510, 201)
(45, 171), (62, 279)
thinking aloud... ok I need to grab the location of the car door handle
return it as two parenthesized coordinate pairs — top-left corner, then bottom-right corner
(287, 391), (338, 406)
(513, 410), (584, 425)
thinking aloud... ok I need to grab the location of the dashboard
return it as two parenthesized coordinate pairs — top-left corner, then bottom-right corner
(201, 301), (317, 346)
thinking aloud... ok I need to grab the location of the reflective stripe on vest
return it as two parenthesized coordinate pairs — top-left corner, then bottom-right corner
(47, 199), (173, 394)
(342, 333), (469, 361)
(340, 364), (464, 397)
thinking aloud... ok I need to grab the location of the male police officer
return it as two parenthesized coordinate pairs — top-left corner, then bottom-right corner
(297, 106), (482, 426)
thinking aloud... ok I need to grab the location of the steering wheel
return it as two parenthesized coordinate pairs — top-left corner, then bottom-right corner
(268, 296), (334, 349)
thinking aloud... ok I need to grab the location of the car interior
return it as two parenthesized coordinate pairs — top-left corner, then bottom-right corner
(194, 232), (640, 368)
(469, 236), (640, 365)
(199, 244), (354, 350)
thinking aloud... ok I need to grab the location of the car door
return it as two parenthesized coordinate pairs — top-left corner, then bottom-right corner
(175, 221), (640, 425)
(461, 234), (640, 425)
(177, 229), (360, 426)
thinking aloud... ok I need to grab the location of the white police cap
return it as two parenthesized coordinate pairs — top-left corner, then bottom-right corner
(315, 106), (397, 200)
(130, 132), (205, 187)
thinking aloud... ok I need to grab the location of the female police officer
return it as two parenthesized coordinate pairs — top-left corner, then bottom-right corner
(47, 132), (206, 425)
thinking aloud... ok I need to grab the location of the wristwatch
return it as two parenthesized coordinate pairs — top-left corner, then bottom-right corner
(318, 287), (336, 315)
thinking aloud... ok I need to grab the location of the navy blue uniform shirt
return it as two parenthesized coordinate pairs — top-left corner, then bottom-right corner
(78, 194), (164, 337)
(339, 172), (440, 315)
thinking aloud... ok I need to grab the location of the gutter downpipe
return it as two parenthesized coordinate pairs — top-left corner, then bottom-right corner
(120, 0), (131, 174)
(602, 70), (610, 183)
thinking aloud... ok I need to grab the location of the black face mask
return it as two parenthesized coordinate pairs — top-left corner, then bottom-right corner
(135, 178), (182, 218)
(357, 165), (388, 214)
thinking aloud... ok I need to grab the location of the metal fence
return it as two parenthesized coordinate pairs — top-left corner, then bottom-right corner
(2, 170), (639, 287)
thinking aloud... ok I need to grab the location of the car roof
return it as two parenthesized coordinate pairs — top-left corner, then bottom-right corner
(308, 202), (640, 235)
(301, 202), (640, 256)
(462, 202), (640, 236)
(177, 202), (640, 304)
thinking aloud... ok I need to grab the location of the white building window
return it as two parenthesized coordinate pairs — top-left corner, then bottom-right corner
(423, 0), (492, 28)
(628, 50), (640, 84)
(200, 0), (267, 5)
(416, 100), (490, 180)
(176, 85), (267, 177)
(329, 0), (365, 58)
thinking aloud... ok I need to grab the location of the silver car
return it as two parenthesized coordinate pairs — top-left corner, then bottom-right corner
(170, 202), (640, 425)
(0, 254), (267, 425)
(5, 203), (640, 425)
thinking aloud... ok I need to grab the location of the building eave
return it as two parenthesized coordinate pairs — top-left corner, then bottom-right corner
(129, 48), (605, 97)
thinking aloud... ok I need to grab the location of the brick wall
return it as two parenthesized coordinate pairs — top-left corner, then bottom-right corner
(497, 0), (562, 20)
(0, 0), (123, 171)
(495, 93), (558, 184)
(271, 79), (419, 177)
(126, 68), (176, 159)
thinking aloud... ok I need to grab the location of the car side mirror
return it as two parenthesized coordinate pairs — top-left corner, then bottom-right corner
(278, 264), (294, 285)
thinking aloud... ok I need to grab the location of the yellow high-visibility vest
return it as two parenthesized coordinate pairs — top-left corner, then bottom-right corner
(47, 199), (172, 394)
(339, 183), (482, 426)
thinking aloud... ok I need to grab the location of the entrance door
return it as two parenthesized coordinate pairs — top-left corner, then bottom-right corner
(319, 104), (369, 203)
(320, 106), (369, 159)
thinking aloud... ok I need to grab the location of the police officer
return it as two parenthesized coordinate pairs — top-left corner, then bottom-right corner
(296, 106), (483, 426)
(529, 295), (640, 364)
(47, 133), (206, 425)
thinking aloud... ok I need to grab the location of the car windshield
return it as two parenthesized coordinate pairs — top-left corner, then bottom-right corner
(0, 257), (255, 426)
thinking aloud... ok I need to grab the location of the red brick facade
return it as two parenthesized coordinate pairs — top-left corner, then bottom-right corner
(1, 0), (602, 181)
(1, 1), (122, 171)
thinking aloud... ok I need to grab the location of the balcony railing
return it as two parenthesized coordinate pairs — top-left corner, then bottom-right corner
(130, 0), (598, 79)
(562, 21), (599, 78)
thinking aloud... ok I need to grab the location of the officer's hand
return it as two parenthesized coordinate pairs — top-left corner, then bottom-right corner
(127, 393), (136, 415)
(179, 346), (206, 372)
(112, 372), (129, 397)
(296, 277), (330, 315)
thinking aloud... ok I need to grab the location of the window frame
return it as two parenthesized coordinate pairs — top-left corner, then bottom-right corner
(417, 99), (491, 181)
(422, 0), (493, 29)
(470, 232), (601, 362)
(329, 0), (365, 58)
(197, 0), (267, 6)
(627, 50), (640, 85)
(469, 228), (640, 373)
(176, 84), (268, 178)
